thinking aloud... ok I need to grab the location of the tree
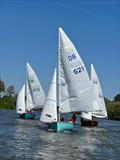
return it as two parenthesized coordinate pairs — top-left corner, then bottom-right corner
(6, 85), (15, 97)
(0, 80), (5, 97)
(104, 97), (111, 104)
(113, 94), (120, 102)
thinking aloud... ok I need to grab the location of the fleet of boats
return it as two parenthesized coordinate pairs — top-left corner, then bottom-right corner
(16, 28), (107, 131)
(16, 62), (45, 119)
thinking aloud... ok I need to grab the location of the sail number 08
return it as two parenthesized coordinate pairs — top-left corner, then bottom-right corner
(68, 54), (84, 74)
(68, 54), (76, 61)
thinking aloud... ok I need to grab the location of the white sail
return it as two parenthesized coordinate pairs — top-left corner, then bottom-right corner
(40, 68), (57, 123)
(25, 80), (34, 111)
(57, 45), (71, 113)
(16, 85), (25, 114)
(58, 28), (97, 113)
(26, 63), (45, 108)
(81, 112), (92, 120)
(91, 64), (107, 118)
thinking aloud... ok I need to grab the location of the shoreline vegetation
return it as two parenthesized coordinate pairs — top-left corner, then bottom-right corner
(0, 80), (120, 120)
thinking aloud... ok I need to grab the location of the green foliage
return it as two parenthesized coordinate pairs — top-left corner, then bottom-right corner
(113, 94), (120, 102)
(0, 96), (17, 109)
(104, 97), (111, 103)
(0, 80), (5, 97)
(105, 95), (120, 120)
(5, 85), (15, 97)
(0, 80), (16, 109)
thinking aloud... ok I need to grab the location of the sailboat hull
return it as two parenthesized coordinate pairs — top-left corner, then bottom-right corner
(48, 122), (74, 132)
(19, 113), (35, 119)
(81, 118), (98, 127)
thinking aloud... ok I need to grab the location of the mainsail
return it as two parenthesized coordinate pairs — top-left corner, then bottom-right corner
(40, 68), (57, 122)
(91, 64), (107, 118)
(58, 28), (97, 113)
(16, 85), (25, 114)
(26, 63), (45, 108)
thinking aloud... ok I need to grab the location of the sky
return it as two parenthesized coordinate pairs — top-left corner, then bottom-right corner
(0, 0), (120, 100)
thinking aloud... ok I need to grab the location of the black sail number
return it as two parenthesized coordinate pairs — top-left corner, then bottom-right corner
(73, 66), (84, 74)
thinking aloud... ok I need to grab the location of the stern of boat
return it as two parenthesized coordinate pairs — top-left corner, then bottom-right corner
(48, 121), (74, 132)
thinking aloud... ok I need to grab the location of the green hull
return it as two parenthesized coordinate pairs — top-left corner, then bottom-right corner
(48, 121), (74, 132)
(19, 113), (35, 119)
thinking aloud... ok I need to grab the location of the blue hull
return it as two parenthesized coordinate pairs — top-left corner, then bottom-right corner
(19, 113), (35, 119)
(48, 122), (74, 132)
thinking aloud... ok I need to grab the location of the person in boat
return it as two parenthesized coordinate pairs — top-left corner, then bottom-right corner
(70, 113), (76, 123)
(60, 117), (64, 121)
(27, 109), (32, 114)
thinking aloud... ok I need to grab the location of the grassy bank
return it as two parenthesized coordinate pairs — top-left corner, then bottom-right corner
(0, 96), (16, 110)
(0, 95), (120, 121)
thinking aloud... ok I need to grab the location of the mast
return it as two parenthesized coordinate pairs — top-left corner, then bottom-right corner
(25, 65), (27, 112)
(57, 28), (60, 121)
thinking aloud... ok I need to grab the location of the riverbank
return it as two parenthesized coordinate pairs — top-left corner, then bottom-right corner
(0, 96), (16, 110)
(0, 96), (120, 121)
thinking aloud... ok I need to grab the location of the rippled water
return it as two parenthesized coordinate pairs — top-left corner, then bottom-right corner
(0, 110), (120, 160)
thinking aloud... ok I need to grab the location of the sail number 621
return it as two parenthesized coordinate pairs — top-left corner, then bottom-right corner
(73, 66), (84, 74)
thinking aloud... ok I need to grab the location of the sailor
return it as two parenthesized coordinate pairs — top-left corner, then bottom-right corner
(60, 117), (64, 121)
(28, 109), (32, 114)
(70, 113), (76, 123)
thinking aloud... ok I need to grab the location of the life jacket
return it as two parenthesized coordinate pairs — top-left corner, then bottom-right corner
(70, 114), (76, 123)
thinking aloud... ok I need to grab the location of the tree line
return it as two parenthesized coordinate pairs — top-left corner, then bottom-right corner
(0, 79), (120, 120)
(0, 80), (17, 109)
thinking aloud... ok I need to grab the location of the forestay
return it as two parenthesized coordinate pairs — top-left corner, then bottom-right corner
(58, 28), (97, 113)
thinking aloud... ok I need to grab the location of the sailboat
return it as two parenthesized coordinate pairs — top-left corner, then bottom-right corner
(81, 64), (107, 126)
(40, 28), (97, 132)
(16, 63), (46, 119)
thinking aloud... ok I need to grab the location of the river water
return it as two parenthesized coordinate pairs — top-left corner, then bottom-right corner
(0, 110), (120, 160)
